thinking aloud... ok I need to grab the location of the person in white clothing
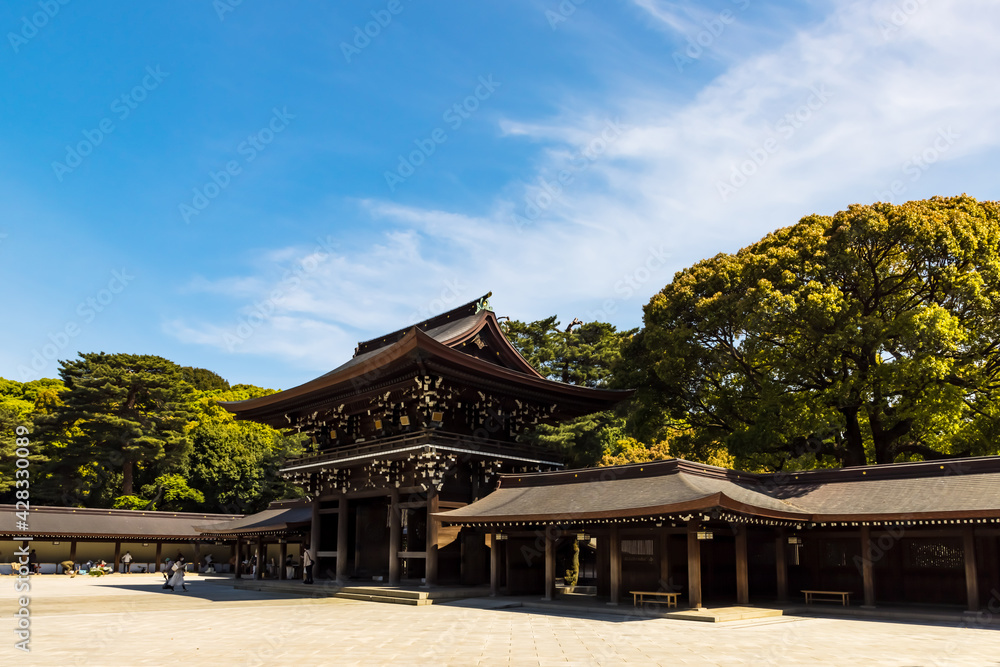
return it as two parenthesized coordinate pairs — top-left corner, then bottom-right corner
(301, 545), (314, 584)
(165, 556), (188, 592)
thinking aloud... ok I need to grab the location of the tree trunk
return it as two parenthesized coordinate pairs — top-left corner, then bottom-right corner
(122, 459), (134, 496)
(840, 406), (867, 467)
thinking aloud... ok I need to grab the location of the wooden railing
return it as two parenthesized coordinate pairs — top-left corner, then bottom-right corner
(284, 430), (561, 469)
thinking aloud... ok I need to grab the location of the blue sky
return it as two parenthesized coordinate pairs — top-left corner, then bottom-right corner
(3, 0), (998, 390)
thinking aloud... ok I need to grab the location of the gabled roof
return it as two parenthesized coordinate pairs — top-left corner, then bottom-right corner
(436, 456), (1000, 526)
(221, 294), (631, 427)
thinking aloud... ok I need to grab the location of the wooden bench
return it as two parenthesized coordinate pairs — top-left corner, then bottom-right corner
(802, 590), (851, 606)
(631, 591), (680, 608)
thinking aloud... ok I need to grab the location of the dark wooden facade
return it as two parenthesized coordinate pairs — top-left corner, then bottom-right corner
(221, 295), (631, 585)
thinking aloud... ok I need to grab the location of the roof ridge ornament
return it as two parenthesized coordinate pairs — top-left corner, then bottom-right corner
(475, 292), (493, 313)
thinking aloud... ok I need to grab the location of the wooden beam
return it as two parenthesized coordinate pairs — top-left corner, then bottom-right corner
(775, 527), (788, 602)
(687, 520), (703, 610)
(609, 525), (622, 606)
(425, 487), (440, 587)
(963, 526), (980, 611)
(389, 488), (401, 584)
(544, 531), (556, 601)
(490, 532), (500, 597)
(193, 542), (201, 574)
(155, 541), (163, 576)
(336, 494), (349, 582)
(860, 526), (875, 608)
(735, 526), (749, 605)
(113, 541), (121, 575)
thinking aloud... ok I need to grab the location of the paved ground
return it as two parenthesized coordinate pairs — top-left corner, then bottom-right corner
(1, 575), (999, 665)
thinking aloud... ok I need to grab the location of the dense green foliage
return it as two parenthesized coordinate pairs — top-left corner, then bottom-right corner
(505, 317), (627, 386)
(505, 317), (634, 467)
(0, 354), (304, 511)
(623, 195), (1000, 470)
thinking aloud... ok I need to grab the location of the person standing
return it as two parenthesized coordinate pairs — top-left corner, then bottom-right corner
(302, 544), (314, 585)
(121, 550), (133, 574)
(28, 549), (39, 574)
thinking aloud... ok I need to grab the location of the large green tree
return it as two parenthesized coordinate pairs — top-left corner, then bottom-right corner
(624, 196), (1000, 469)
(187, 385), (304, 513)
(505, 317), (634, 466)
(0, 379), (64, 499)
(36, 353), (196, 498)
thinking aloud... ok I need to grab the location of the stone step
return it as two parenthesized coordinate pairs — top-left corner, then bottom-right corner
(231, 581), (341, 597)
(338, 586), (429, 600)
(334, 591), (432, 606)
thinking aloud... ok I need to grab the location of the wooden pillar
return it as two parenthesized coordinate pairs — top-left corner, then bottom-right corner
(490, 531), (500, 597)
(775, 528), (789, 602)
(609, 525), (622, 606)
(69, 540), (77, 564)
(544, 530), (556, 601)
(658, 531), (670, 588)
(310, 498), (321, 578)
(113, 541), (121, 574)
(336, 494), (349, 582)
(425, 487), (440, 587)
(963, 526), (980, 612)
(193, 542), (201, 574)
(234, 537), (241, 579)
(687, 520), (703, 609)
(735, 526), (749, 605)
(860, 526), (875, 608)
(154, 542), (163, 575)
(388, 488), (401, 585)
(279, 541), (288, 580)
(254, 538), (264, 580)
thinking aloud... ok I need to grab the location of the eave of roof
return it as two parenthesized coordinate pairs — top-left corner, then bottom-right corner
(221, 324), (631, 425)
(0, 505), (243, 540)
(435, 456), (1000, 526)
(197, 506), (312, 536)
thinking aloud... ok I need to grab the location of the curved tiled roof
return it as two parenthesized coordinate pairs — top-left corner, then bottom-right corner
(437, 457), (1000, 525)
(197, 504), (312, 536)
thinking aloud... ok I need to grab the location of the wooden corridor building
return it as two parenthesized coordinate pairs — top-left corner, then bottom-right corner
(437, 457), (1000, 611)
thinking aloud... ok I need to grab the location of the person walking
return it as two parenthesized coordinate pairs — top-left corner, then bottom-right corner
(165, 556), (188, 592)
(302, 544), (314, 585)
(121, 550), (133, 574)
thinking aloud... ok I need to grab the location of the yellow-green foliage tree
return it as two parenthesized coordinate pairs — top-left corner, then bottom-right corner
(622, 196), (1000, 469)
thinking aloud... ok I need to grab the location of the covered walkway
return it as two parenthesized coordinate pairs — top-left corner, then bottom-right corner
(438, 457), (1000, 614)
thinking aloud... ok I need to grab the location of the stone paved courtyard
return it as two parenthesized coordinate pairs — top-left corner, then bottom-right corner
(2, 575), (999, 666)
